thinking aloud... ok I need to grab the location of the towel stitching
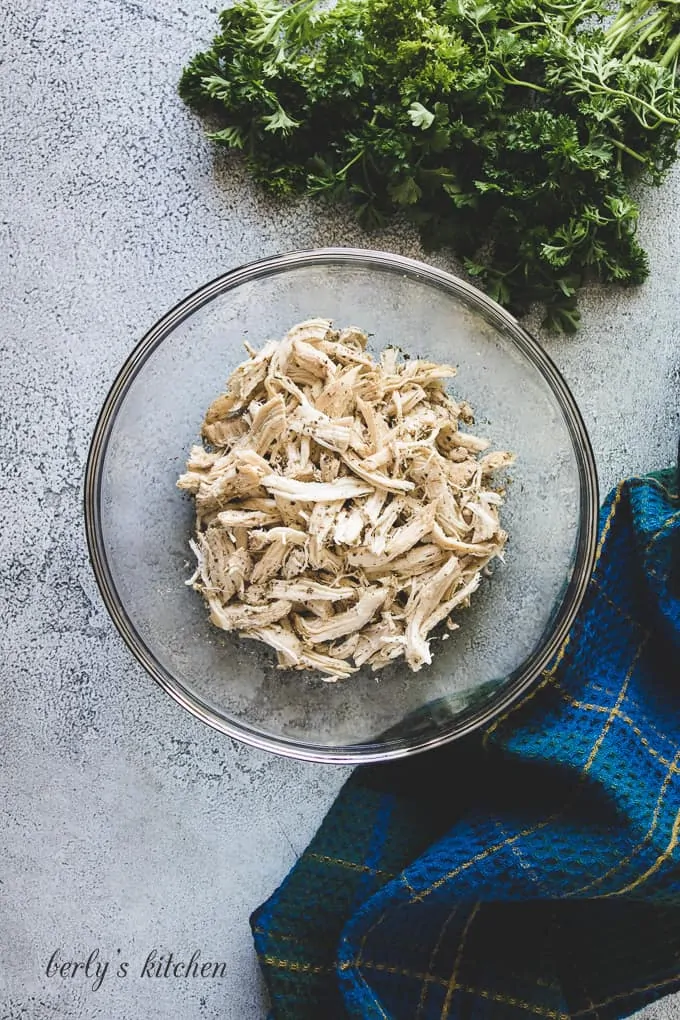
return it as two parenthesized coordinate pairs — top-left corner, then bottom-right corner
(253, 928), (305, 945)
(627, 476), (680, 503)
(605, 807), (680, 897)
(307, 852), (395, 879)
(566, 749), (680, 897)
(588, 576), (643, 632)
(584, 638), (643, 772)
(355, 962), (571, 1019)
(342, 964), (680, 1018)
(401, 873), (418, 896)
(644, 509), (680, 553)
(571, 974), (680, 1014)
(440, 901), (481, 1018)
(548, 677), (679, 768)
(459, 984), (570, 1019)
(261, 954), (332, 975)
(416, 904), (460, 1018)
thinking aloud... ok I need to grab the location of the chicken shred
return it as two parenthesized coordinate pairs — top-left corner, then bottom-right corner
(179, 319), (513, 677)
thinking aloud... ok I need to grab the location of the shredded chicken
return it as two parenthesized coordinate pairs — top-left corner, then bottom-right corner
(179, 319), (513, 678)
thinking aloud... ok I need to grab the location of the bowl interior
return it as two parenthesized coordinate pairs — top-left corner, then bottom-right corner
(90, 251), (596, 761)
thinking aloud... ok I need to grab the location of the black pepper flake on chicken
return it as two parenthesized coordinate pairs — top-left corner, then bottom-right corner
(178, 319), (514, 681)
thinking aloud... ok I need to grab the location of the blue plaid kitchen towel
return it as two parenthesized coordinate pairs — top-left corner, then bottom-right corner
(252, 469), (680, 1020)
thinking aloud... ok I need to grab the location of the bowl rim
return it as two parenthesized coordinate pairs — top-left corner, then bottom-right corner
(84, 247), (599, 764)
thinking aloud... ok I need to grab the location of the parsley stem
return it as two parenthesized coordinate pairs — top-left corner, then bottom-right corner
(608, 0), (654, 38)
(614, 11), (661, 44)
(621, 16), (666, 62)
(661, 30), (680, 70)
(507, 21), (545, 31)
(336, 149), (365, 179)
(491, 66), (550, 94)
(609, 138), (646, 164)
(564, 2), (600, 36)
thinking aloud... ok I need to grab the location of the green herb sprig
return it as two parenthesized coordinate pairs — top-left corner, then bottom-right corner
(180, 0), (680, 330)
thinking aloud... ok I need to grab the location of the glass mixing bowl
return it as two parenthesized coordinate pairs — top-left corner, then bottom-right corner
(85, 249), (598, 763)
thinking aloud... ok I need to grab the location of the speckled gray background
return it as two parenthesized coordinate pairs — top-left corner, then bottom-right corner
(1, 1), (679, 1018)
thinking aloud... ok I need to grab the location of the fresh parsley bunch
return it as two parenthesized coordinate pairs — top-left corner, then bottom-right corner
(180, 0), (680, 331)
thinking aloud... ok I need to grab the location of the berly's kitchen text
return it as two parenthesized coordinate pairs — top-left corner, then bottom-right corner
(45, 949), (229, 991)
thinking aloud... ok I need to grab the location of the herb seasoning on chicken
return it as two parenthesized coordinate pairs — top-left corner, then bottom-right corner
(178, 319), (513, 681)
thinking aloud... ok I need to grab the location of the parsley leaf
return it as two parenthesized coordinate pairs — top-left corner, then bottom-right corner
(179, 0), (680, 330)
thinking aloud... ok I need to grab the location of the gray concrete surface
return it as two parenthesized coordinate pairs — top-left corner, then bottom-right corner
(1, 0), (678, 1017)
